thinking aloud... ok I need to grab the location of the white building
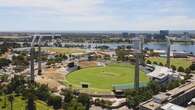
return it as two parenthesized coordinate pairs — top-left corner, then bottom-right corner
(161, 103), (187, 110)
(147, 65), (181, 83)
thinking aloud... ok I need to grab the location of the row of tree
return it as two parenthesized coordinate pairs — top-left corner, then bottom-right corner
(0, 58), (11, 69)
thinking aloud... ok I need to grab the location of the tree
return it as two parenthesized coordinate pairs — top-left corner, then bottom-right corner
(61, 89), (74, 103)
(153, 61), (158, 65)
(171, 65), (176, 71)
(7, 75), (26, 94)
(178, 66), (185, 72)
(185, 68), (191, 75)
(0, 74), (9, 82)
(115, 49), (130, 61)
(189, 64), (195, 71)
(24, 87), (36, 110)
(36, 84), (50, 101)
(159, 62), (163, 66)
(167, 80), (180, 90)
(0, 58), (11, 69)
(146, 60), (151, 64)
(48, 95), (62, 110)
(63, 99), (85, 110)
(12, 54), (29, 66)
(68, 62), (75, 68)
(78, 93), (91, 110)
(126, 96), (137, 109)
(2, 86), (7, 108)
(8, 95), (14, 110)
(147, 80), (160, 95)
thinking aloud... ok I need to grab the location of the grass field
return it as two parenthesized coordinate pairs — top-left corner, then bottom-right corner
(65, 63), (149, 92)
(0, 95), (53, 110)
(146, 57), (192, 69)
(41, 47), (86, 54)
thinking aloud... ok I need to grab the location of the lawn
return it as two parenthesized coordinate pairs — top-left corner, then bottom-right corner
(65, 63), (149, 92)
(146, 57), (192, 69)
(0, 95), (53, 110)
(41, 47), (86, 54)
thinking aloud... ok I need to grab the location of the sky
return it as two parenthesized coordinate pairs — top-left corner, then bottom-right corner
(0, 0), (195, 31)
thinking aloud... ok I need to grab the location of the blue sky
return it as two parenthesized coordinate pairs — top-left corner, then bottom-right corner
(0, 0), (195, 31)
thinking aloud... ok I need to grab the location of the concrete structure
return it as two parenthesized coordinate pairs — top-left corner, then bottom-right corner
(139, 82), (195, 110)
(161, 103), (187, 110)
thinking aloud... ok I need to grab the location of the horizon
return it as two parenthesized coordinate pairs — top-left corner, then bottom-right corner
(0, 30), (195, 33)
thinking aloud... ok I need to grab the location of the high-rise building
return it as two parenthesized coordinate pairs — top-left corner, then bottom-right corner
(122, 32), (129, 37)
(160, 30), (169, 40)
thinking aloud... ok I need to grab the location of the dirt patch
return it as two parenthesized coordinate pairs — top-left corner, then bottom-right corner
(36, 68), (65, 91)
(79, 61), (98, 68)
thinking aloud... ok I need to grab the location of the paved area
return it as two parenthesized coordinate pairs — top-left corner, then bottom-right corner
(90, 105), (130, 110)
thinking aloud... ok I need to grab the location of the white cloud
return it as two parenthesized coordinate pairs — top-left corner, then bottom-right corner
(0, 0), (195, 30)
(0, 0), (105, 16)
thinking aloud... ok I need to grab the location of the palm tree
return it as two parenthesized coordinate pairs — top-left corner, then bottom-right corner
(8, 95), (14, 110)
(24, 87), (36, 110)
(2, 86), (7, 108)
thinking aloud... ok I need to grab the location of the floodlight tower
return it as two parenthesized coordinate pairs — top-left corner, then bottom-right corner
(139, 36), (145, 65)
(30, 35), (37, 83)
(134, 50), (141, 90)
(133, 37), (143, 90)
(38, 36), (42, 75)
(166, 36), (171, 67)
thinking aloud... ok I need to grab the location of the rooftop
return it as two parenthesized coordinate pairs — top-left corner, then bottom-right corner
(140, 82), (195, 110)
(161, 103), (187, 110)
(147, 65), (173, 79)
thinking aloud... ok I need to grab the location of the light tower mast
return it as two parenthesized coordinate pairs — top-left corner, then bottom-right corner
(133, 37), (144, 90)
(134, 51), (141, 89)
(30, 35), (37, 83)
(166, 36), (171, 67)
(38, 36), (42, 75)
(140, 36), (145, 65)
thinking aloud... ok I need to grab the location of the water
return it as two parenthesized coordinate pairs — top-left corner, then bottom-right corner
(144, 43), (195, 54)
(13, 42), (195, 55)
(62, 42), (195, 54)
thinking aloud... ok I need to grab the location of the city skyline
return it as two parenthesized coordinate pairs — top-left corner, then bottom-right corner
(0, 0), (195, 31)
